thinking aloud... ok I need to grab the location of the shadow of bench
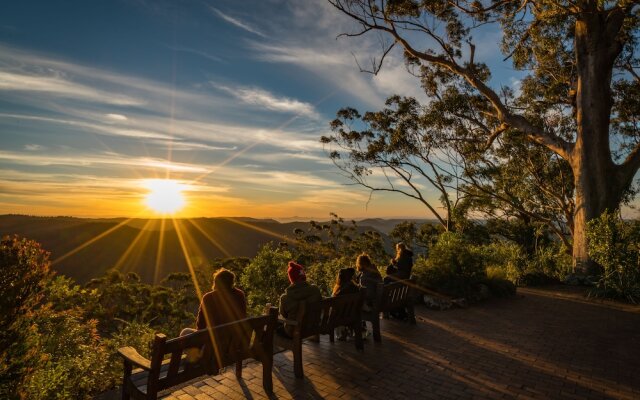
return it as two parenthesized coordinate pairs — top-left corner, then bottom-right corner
(117, 307), (278, 399)
(275, 290), (365, 379)
(363, 278), (417, 343)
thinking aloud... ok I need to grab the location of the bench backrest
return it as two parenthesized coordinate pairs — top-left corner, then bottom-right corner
(150, 308), (277, 391)
(296, 290), (364, 338)
(375, 278), (415, 313)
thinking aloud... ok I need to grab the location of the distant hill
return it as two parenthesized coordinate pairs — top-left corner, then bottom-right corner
(0, 215), (406, 285)
(0, 215), (312, 284)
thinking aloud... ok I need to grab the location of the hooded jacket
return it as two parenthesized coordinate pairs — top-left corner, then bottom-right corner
(279, 281), (322, 319)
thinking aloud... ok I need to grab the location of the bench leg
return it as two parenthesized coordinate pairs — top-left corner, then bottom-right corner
(353, 323), (364, 351)
(262, 356), (273, 394)
(121, 362), (131, 400)
(236, 361), (243, 379)
(407, 304), (416, 325)
(293, 336), (303, 379)
(330, 329), (335, 343)
(372, 317), (382, 343)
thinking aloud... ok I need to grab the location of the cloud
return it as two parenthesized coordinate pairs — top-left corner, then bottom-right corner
(0, 150), (211, 174)
(164, 44), (224, 63)
(215, 85), (319, 118)
(0, 71), (142, 106)
(106, 113), (128, 121)
(24, 144), (44, 151)
(209, 6), (265, 37)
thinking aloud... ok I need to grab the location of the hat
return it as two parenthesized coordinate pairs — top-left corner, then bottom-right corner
(287, 261), (306, 284)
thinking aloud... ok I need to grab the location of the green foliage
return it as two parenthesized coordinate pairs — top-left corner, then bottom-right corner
(389, 221), (417, 248)
(413, 232), (486, 298)
(305, 257), (349, 297)
(20, 307), (111, 400)
(240, 243), (292, 314)
(0, 235), (52, 398)
(477, 241), (527, 283)
(587, 212), (640, 303)
(292, 214), (388, 267)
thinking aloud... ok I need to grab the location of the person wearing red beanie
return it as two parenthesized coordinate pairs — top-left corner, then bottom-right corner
(287, 260), (307, 283)
(278, 260), (321, 337)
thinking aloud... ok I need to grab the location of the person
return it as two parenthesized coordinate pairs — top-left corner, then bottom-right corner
(383, 264), (398, 285)
(356, 253), (382, 310)
(278, 261), (322, 337)
(180, 268), (247, 362)
(332, 267), (359, 297)
(332, 267), (360, 340)
(391, 243), (414, 279)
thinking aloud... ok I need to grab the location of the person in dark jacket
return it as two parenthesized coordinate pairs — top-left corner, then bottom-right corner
(391, 243), (414, 279)
(278, 261), (322, 336)
(356, 253), (382, 310)
(332, 267), (360, 340)
(332, 267), (359, 297)
(181, 268), (246, 361)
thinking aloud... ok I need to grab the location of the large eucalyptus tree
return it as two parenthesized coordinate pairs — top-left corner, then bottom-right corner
(328, 0), (640, 272)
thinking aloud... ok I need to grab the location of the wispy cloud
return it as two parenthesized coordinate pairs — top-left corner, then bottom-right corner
(0, 71), (143, 106)
(165, 44), (224, 63)
(209, 6), (265, 37)
(0, 150), (211, 174)
(215, 85), (319, 118)
(24, 144), (44, 151)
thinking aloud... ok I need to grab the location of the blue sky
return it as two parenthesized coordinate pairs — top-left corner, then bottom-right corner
(0, 0), (523, 219)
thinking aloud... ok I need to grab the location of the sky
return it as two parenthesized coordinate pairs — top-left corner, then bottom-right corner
(0, 0), (525, 219)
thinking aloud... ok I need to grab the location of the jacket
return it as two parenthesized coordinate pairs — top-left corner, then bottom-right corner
(394, 250), (414, 279)
(196, 288), (246, 330)
(359, 269), (383, 306)
(279, 281), (323, 319)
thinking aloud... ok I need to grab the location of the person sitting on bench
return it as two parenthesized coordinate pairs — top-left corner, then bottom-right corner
(278, 261), (322, 337)
(332, 267), (360, 340)
(181, 268), (247, 361)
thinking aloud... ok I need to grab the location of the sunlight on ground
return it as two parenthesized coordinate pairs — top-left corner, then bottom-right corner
(143, 179), (187, 214)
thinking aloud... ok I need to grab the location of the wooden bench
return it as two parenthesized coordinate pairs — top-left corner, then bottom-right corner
(118, 308), (278, 399)
(275, 290), (365, 378)
(363, 278), (417, 343)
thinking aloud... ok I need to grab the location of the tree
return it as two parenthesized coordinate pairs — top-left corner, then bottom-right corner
(328, 0), (640, 273)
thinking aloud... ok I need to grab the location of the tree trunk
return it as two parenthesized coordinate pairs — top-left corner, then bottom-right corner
(571, 12), (622, 275)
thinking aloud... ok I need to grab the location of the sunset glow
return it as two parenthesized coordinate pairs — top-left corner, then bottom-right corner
(143, 179), (186, 214)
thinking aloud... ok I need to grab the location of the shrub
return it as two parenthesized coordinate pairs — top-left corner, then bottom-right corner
(476, 241), (526, 283)
(587, 211), (640, 303)
(413, 232), (486, 298)
(481, 277), (517, 298)
(0, 235), (52, 399)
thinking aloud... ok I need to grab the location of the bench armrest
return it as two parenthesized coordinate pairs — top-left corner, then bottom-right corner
(118, 346), (152, 371)
(278, 317), (298, 326)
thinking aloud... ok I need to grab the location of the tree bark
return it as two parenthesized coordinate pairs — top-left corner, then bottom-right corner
(571, 11), (623, 274)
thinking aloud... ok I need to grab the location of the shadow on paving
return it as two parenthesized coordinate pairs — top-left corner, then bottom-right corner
(157, 288), (640, 400)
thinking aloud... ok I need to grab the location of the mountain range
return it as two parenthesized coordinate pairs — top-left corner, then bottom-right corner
(0, 215), (433, 284)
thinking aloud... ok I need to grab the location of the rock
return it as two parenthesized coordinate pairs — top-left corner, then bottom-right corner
(422, 294), (453, 310)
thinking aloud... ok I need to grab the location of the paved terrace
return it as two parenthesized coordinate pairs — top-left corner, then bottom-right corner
(161, 287), (640, 400)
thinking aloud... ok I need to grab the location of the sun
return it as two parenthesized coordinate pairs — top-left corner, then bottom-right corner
(143, 179), (186, 214)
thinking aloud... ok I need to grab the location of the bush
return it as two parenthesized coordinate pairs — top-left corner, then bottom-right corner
(476, 241), (526, 283)
(413, 232), (486, 298)
(0, 235), (52, 398)
(587, 211), (640, 303)
(481, 277), (517, 298)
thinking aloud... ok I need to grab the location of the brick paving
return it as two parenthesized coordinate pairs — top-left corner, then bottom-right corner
(160, 287), (640, 400)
